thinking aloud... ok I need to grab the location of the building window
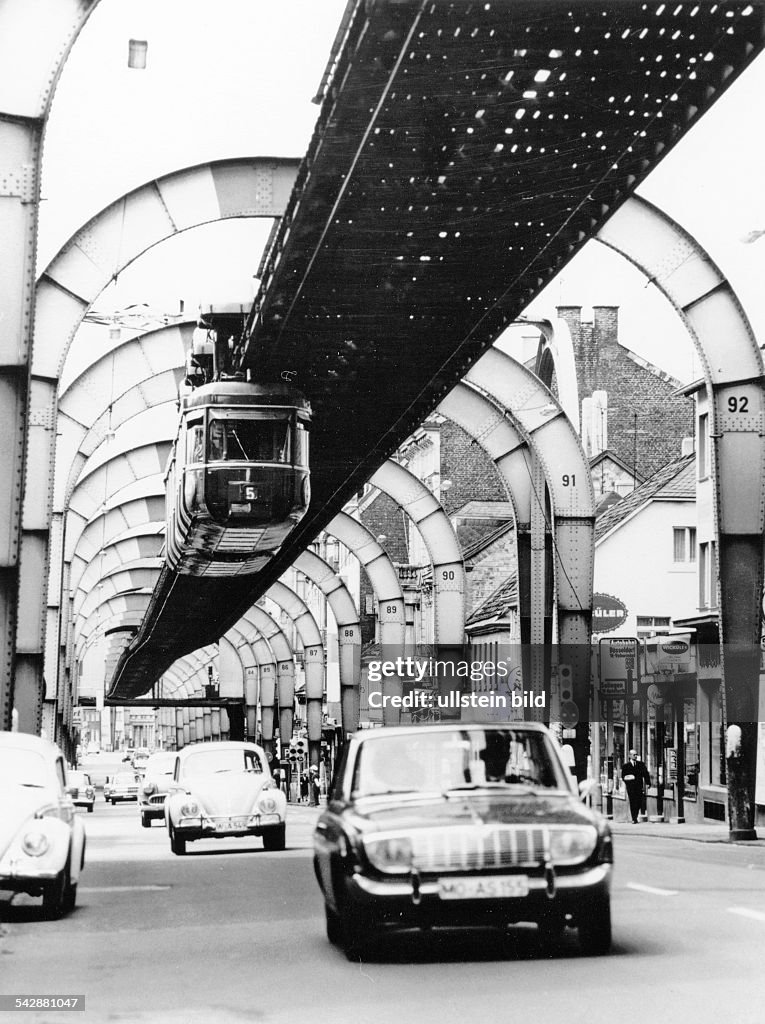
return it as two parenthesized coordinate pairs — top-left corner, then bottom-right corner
(636, 615), (671, 639)
(673, 527), (697, 563)
(699, 541), (718, 609)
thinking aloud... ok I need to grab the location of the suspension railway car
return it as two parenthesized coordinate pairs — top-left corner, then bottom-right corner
(165, 381), (311, 576)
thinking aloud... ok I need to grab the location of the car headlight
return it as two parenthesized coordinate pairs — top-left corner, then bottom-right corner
(363, 834), (414, 874)
(22, 830), (50, 857)
(548, 827), (598, 865)
(259, 795), (278, 814)
(180, 801), (200, 816)
(142, 782), (157, 796)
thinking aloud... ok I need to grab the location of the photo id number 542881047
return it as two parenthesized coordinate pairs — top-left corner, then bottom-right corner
(0, 996), (85, 1012)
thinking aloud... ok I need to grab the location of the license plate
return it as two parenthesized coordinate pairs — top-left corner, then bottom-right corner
(216, 817), (248, 831)
(438, 875), (529, 900)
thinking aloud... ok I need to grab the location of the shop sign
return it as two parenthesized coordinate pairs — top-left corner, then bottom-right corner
(644, 632), (695, 676)
(601, 680), (626, 697)
(599, 637), (638, 686)
(592, 593), (628, 634)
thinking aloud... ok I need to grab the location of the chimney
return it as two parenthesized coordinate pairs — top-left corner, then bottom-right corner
(592, 306), (619, 347)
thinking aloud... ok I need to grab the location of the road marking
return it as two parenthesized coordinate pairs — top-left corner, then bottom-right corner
(728, 907), (765, 923)
(79, 884), (171, 893)
(626, 882), (678, 896)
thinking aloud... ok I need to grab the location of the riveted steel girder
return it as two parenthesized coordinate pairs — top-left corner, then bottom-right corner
(326, 512), (406, 725)
(465, 347), (595, 768)
(369, 460), (465, 645)
(368, 459), (466, 720)
(73, 536), (163, 617)
(25, 160), (297, 735)
(530, 319), (581, 435)
(293, 549), (361, 735)
(438, 384), (531, 528)
(267, 579), (324, 765)
(597, 193), (765, 837)
(436, 381), (552, 710)
(0, 0), (99, 730)
(241, 604), (295, 745)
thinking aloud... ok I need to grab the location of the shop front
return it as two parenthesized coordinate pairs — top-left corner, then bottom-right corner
(595, 633), (720, 824)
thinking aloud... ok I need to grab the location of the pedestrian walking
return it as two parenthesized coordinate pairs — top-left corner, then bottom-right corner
(309, 764), (321, 806)
(622, 748), (650, 823)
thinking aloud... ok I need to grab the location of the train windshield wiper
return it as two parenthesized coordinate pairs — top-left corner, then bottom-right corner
(229, 430), (250, 460)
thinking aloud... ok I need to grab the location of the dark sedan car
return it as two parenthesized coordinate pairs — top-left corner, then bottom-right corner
(313, 723), (612, 958)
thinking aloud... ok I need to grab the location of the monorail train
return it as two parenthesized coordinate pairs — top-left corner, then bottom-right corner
(165, 381), (311, 576)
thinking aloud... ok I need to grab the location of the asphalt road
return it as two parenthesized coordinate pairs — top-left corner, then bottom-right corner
(2, 799), (765, 1024)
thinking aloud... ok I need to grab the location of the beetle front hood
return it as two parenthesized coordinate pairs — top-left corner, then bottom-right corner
(0, 787), (47, 859)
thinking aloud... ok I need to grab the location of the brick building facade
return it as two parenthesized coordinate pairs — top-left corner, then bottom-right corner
(557, 305), (694, 480)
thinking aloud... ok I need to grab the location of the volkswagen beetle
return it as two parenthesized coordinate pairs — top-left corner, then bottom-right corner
(0, 731), (86, 918)
(313, 723), (613, 958)
(164, 741), (287, 855)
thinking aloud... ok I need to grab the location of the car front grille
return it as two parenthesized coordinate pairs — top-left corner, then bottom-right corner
(412, 826), (546, 873)
(148, 794), (166, 806)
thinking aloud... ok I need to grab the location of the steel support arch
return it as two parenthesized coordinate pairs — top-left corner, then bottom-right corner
(15, 159), (298, 732)
(0, 0), (101, 730)
(326, 512), (406, 726)
(368, 459), (466, 717)
(464, 348), (596, 775)
(597, 193), (765, 838)
(293, 549), (361, 735)
(266, 580), (325, 770)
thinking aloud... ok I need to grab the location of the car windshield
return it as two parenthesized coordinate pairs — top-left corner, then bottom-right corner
(114, 773), (139, 785)
(68, 772), (89, 786)
(0, 748), (49, 788)
(182, 748), (263, 778)
(351, 729), (568, 797)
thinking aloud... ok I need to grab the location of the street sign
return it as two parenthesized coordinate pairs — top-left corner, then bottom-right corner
(601, 680), (626, 697)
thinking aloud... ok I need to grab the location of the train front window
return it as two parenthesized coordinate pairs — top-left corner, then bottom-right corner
(207, 416), (290, 464)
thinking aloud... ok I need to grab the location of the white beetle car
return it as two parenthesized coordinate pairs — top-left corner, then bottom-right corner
(164, 741), (287, 855)
(0, 731), (86, 918)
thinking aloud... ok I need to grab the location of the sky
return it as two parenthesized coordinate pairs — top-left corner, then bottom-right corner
(39, 0), (765, 386)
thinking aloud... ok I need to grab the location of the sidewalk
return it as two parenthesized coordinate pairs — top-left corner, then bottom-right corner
(610, 819), (765, 845)
(288, 801), (765, 847)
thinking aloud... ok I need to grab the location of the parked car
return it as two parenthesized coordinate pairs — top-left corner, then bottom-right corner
(313, 723), (613, 959)
(164, 741), (287, 855)
(138, 751), (176, 827)
(67, 769), (95, 813)
(107, 771), (142, 803)
(0, 731), (86, 918)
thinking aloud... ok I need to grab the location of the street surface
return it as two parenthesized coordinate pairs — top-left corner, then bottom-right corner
(2, 796), (765, 1024)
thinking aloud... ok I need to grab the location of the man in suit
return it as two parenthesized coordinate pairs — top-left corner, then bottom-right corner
(622, 749), (650, 823)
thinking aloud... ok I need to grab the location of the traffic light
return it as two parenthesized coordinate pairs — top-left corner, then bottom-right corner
(558, 664), (573, 702)
(558, 664), (579, 728)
